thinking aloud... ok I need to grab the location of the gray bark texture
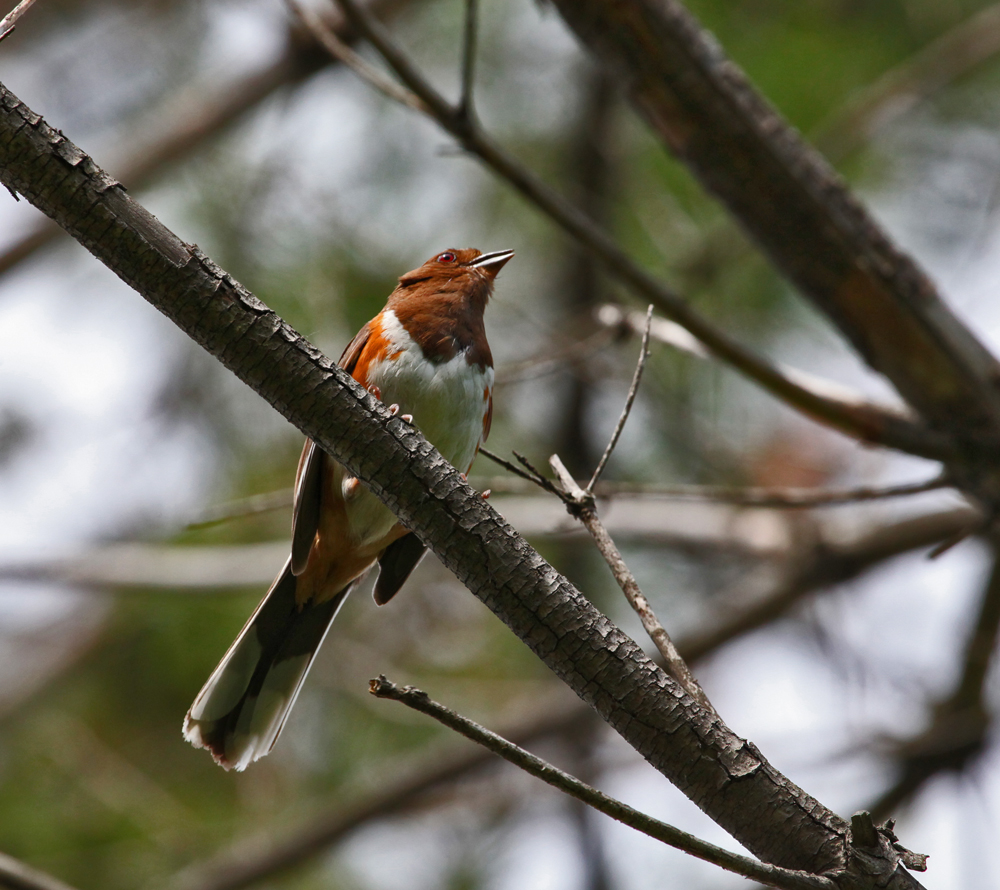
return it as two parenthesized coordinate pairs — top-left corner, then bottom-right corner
(0, 81), (924, 888)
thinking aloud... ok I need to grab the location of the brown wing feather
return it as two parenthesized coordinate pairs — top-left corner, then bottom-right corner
(339, 322), (373, 377)
(291, 440), (323, 575)
(290, 323), (374, 575)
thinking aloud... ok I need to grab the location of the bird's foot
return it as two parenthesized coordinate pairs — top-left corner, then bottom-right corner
(387, 404), (413, 424)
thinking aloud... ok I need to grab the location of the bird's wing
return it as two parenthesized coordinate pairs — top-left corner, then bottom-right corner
(290, 323), (374, 575)
(483, 390), (493, 443)
(291, 439), (323, 575)
(339, 321), (373, 376)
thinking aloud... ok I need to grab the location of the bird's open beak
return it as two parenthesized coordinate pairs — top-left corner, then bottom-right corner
(471, 249), (515, 278)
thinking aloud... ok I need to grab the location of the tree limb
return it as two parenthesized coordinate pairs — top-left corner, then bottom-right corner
(0, 80), (923, 885)
(161, 505), (968, 890)
(370, 676), (835, 890)
(547, 0), (1000, 491)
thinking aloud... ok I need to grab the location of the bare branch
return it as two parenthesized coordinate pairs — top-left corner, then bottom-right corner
(173, 470), (955, 535)
(550, 454), (712, 711)
(370, 676), (836, 890)
(0, 0), (40, 44)
(0, 78), (926, 885)
(473, 474), (950, 508)
(548, 0), (1000, 482)
(598, 303), (917, 427)
(163, 505), (968, 890)
(323, 0), (952, 461)
(587, 305), (652, 491)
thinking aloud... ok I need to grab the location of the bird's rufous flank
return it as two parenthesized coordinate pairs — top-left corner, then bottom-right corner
(184, 247), (514, 770)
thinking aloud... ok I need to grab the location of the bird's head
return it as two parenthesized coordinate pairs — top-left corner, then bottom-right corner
(397, 248), (515, 291)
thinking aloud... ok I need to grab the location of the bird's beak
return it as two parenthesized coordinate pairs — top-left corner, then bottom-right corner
(471, 249), (515, 279)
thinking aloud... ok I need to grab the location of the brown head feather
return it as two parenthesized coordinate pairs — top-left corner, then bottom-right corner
(388, 248), (512, 368)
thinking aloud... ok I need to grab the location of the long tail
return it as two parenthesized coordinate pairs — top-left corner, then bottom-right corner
(183, 558), (351, 771)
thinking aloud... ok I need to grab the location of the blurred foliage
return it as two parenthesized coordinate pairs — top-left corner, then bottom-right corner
(1, 0), (1000, 888)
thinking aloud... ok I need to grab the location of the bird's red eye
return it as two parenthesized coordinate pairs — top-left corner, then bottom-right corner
(436, 252), (456, 264)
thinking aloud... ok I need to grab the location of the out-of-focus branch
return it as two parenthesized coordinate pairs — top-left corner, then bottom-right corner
(314, 0), (952, 462)
(0, 850), (81, 890)
(0, 0), (409, 280)
(370, 677), (835, 890)
(815, 3), (1000, 164)
(548, 0), (1000, 494)
(181, 472), (950, 531)
(680, 506), (980, 662)
(598, 303), (921, 432)
(869, 532), (1000, 821)
(457, 0), (478, 119)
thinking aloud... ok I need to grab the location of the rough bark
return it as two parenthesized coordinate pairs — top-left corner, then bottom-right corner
(548, 0), (1000, 500)
(0, 82), (923, 887)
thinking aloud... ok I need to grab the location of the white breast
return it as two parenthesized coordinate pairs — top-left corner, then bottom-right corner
(344, 310), (492, 546)
(367, 310), (493, 473)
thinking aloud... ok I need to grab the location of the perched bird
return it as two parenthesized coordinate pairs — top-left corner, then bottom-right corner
(184, 247), (513, 771)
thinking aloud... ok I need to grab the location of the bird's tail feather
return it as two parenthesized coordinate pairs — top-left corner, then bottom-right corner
(183, 557), (351, 771)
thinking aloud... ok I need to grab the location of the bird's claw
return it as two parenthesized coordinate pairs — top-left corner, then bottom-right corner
(387, 404), (413, 424)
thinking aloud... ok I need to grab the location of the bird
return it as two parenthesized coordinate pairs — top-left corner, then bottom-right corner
(183, 248), (513, 771)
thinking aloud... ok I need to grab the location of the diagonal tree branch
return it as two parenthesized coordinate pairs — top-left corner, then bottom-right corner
(159, 505), (970, 890)
(547, 0), (1000, 493)
(0, 81), (924, 887)
(370, 677), (835, 890)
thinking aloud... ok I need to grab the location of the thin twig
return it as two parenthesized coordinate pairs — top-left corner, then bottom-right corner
(458, 0), (478, 119)
(0, 0), (40, 44)
(587, 305), (652, 491)
(286, 0), (427, 112)
(179, 472), (949, 533)
(512, 450), (562, 496)
(550, 454), (713, 711)
(477, 446), (542, 486)
(324, 0), (952, 461)
(598, 302), (899, 413)
(159, 506), (969, 890)
(470, 473), (950, 508)
(369, 677), (834, 890)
